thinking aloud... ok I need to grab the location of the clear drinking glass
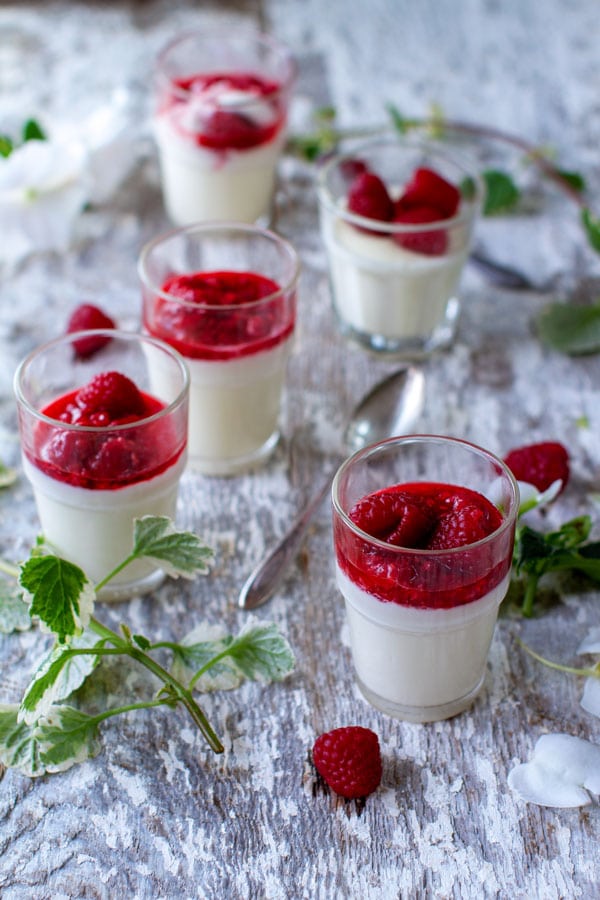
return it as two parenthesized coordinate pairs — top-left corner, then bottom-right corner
(153, 28), (296, 226)
(318, 137), (483, 357)
(14, 330), (189, 601)
(139, 222), (299, 476)
(332, 434), (519, 722)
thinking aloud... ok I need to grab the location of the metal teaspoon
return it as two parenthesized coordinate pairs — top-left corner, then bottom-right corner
(238, 365), (425, 610)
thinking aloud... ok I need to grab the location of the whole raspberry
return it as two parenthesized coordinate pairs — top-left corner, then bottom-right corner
(504, 441), (570, 493)
(396, 166), (461, 219)
(75, 371), (146, 422)
(393, 204), (448, 256)
(312, 726), (382, 799)
(66, 303), (116, 358)
(347, 171), (394, 224)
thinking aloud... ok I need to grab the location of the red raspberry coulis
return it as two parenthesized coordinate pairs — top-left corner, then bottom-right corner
(166, 72), (285, 151)
(29, 372), (184, 490)
(145, 270), (295, 361)
(335, 482), (513, 610)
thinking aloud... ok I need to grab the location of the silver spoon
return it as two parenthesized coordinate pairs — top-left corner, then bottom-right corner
(238, 365), (425, 610)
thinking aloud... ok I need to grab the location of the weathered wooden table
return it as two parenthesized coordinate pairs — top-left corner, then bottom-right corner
(1, 1), (600, 897)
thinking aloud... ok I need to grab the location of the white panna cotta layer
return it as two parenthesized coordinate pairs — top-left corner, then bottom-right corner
(337, 564), (509, 719)
(23, 453), (186, 594)
(153, 116), (284, 226)
(322, 216), (467, 342)
(147, 336), (293, 475)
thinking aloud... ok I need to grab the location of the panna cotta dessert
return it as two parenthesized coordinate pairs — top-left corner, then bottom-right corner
(332, 435), (519, 722)
(139, 223), (299, 475)
(318, 139), (482, 355)
(14, 331), (189, 600)
(153, 29), (295, 225)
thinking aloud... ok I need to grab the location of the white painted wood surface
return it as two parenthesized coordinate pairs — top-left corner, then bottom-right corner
(1, 1), (600, 897)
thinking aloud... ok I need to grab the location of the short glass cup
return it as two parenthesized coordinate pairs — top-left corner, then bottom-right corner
(332, 434), (519, 722)
(153, 28), (296, 226)
(139, 222), (300, 476)
(14, 330), (189, 601)
(318, 137), (483, 357)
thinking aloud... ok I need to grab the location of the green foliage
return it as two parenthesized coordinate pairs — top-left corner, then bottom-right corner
(537, 302), (600, 356)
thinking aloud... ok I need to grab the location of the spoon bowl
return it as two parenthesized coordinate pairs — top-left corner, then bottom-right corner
(238, 365), (425, 610)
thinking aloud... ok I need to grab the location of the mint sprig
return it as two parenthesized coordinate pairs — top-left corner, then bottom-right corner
(0, 516), (295, 777)
(537, 301), (600, 356)
(512, 515), (600, 617)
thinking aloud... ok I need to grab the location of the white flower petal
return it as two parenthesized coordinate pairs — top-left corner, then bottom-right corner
(516, 479), (562, 516)
(577, 628), (600, 655)
(508, 733), (600, 807)
(581, 678), (600, 718)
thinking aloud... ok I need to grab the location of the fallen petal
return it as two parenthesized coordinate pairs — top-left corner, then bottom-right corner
(508, 733), (600, 807)
(577, 628), (600, 655)
(581, 678), (600, 718)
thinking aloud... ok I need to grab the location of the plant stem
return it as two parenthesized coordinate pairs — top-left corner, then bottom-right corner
(0, 559), (20, 579)
(516, 637), (599, 678)
(521, 576), (539, 618)
(88, 616), (224, 753)
(90, 698), (171, 725)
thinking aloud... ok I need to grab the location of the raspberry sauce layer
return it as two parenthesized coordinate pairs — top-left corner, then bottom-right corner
(29, 372), (184, 490)
(164, 72), (285, 151)
(334, 482), (512, 610)
(145, 270), (295, 361)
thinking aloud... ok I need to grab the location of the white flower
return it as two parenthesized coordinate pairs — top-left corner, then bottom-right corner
(508, 733), (600, 807)
(577, 628), (600, 718)
(0, 139), (89, 265)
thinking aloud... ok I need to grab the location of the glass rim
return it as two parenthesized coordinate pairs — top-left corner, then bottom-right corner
(331, 433), (520, 557)
(317, 135), (484, 234)
(155, 27), (297, 104)
(137, 222), (301, 312)
(13, 329), (190, 434)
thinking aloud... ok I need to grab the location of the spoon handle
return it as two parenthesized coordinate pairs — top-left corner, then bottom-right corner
(238, 467), (337, 610)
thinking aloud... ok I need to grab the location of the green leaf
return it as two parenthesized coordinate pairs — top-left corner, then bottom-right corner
(132, 516), (213, 579)
(0, 705), (44, 776)
(133, 634), (151, 651)
(481, 169), (520, 215)
(386, 103), (410, 135)
(35, 706), (101, 773)
(0, 580), (32, 633)
(0, 461), (17, 488)
(557, 169), (585, 192)
(172, 619), (295, 692)
(19, 555), (96, 641)
(537, 301), (600, 355)
(582, 208), (600, 254)
(0, 135), (13, 158)
(22, 118), (46, 143)
(19, 632), (104, 724)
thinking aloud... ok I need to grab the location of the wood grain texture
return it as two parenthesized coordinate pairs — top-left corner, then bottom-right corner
(1, 1), (600, 898)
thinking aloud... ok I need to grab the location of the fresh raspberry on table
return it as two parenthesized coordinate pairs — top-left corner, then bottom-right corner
(66, 303), (116, 358)
(503, 441), (570, 493)
(312, 726), (382, 799)
(75, 371), (145, 422)
(347, 171), (394, 223)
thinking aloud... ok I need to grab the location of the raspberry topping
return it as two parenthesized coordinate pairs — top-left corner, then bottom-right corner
(347, 171), (394, 223)
(145, 270), (295, 361)
(169, 72), (284, 151)
(504, 441), (570, 493)
(66, 303), (116, 359)
(392, 205), (448, 256)
(31, 373), (183, 490)
(336, 482), (510, 609)
(312, 726), (382, 799)
(73, 372), (146, 424)
(396, 166), (461, 219)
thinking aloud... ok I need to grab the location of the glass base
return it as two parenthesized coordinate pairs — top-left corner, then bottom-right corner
(96, 568), (166, 603)
(356, 672), (485, 723)
(337, 297), (460, 359)
(188, 430), (279, 477)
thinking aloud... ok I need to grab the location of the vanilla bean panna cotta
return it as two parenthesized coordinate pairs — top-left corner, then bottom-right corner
(139, 223), (299, 476)
(14, 330), (189, 600)
(318, 139), (483, 356)
(332, 435), (519, 722)
(153, 29), (296, 226)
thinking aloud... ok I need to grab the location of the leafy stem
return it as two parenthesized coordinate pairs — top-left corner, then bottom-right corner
(516, 636), (600, 679)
